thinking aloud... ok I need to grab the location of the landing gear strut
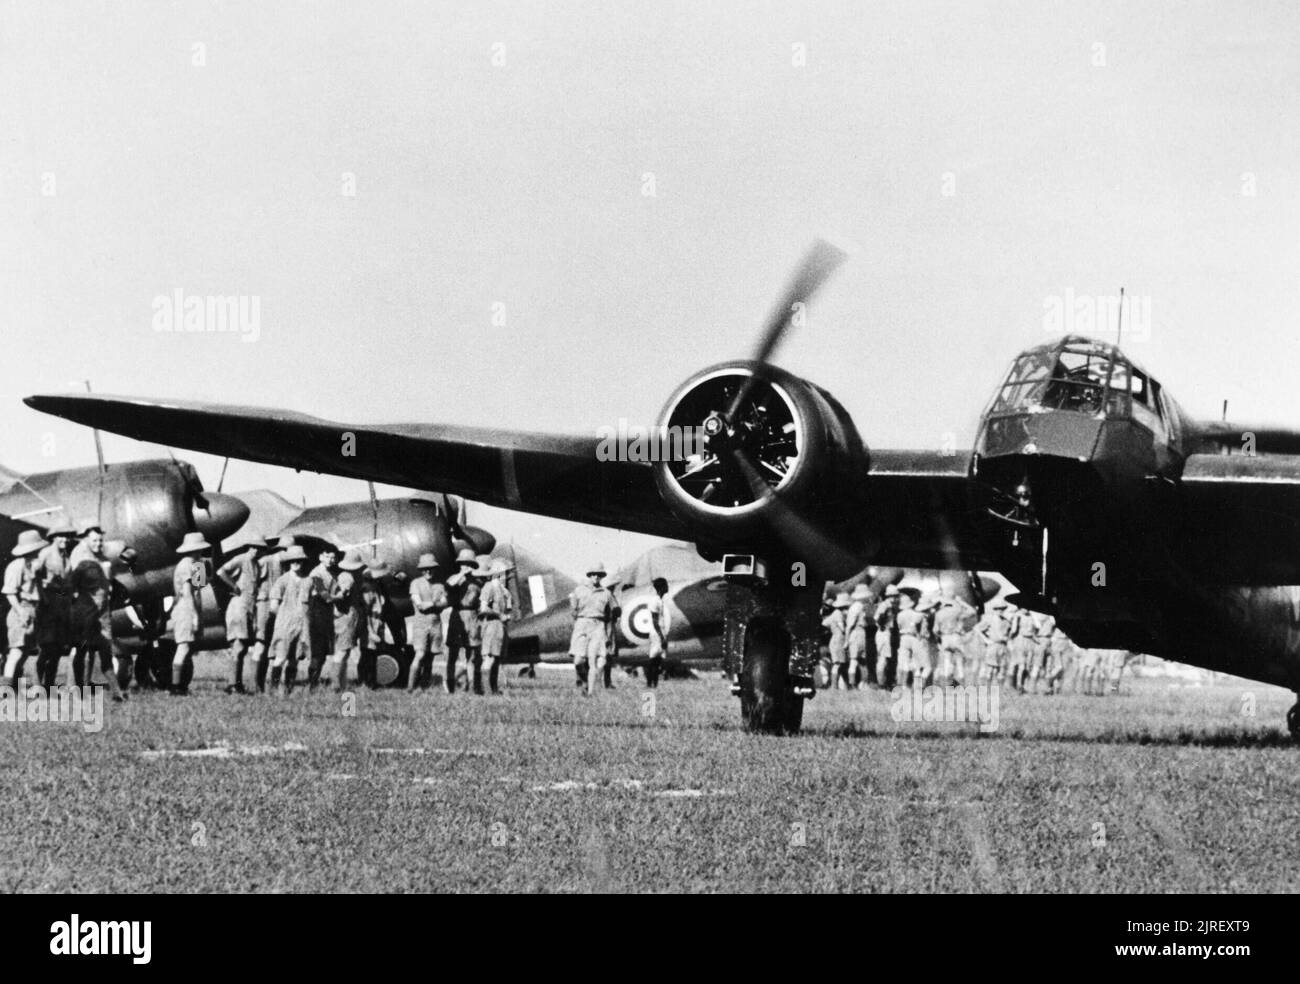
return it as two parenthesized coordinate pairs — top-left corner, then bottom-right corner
(723, 554), (818, 736)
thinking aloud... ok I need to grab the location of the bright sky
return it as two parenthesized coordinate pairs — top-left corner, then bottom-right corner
(3, 0), (1297, 576)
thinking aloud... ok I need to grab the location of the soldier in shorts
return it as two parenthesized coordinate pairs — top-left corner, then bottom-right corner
(443, 548), (483, 694)
(845, 584), (872, 689)
(216, 536), (268, 694)
(1046, 622), (1072, 695)
(896, 592), (929, 688)
(824, 591), (851, 689)
(3, 530), (47, 691)
(874, 585), (903, 688)
(253, 534), (294, 693)
(932, 586), (976, 687)
(306, 547), (338, 692)
(269, 545), (315, 696)
(1005, 604), (1030, 693)
(977, 601), (1010, 685)
(478, 559), (513, 695)
(169, 531), (210, 695)
(569, 561), (614, 697)
(331, 549), (366, 691)
(407, 553), (448, 692)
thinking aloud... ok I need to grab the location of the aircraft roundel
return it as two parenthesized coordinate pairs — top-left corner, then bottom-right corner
(621, 595), (656, 643)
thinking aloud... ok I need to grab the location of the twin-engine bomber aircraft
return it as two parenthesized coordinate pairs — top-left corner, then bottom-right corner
(27, 241), (1300, 735)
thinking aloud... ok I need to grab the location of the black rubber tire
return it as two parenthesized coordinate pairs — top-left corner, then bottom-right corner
(1287, 704), (1300, 741)
(740, 618), (793, 735)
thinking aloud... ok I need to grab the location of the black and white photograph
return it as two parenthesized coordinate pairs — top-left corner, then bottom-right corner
(0, 0), (1295, 937)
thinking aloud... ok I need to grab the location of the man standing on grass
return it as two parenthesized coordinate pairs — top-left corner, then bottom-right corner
(216, 536), (269, 694)
(644, 577), (670, 689)
(3, 529), (47, 692)
(569, 561), (614, 697)
(478, 559), (513, 695)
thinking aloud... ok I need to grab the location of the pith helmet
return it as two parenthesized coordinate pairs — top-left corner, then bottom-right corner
(11, 530), (48, 557)
(338, 549), (366, 571)
(455, 547), (477, 566)
(416, 552), (439, 570)
(883, 584), (900, 598)
(851, 584), (872, 602)
(832, 592), (852, 609)
(176, 531), (212, 555)
(46, 523), (77, 539)
(280, 545), (309, 563)
(586, 560), (607, 576)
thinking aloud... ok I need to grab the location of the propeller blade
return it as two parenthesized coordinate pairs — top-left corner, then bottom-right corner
(729, 446), (859, 576)
(725, 238), (848, 424)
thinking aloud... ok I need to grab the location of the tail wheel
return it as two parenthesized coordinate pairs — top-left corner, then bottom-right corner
(740, 618), (802, 735)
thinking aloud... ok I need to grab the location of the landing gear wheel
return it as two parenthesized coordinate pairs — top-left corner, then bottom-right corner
(739, 618), (802, 735)
(1287, 702), (1300, 741)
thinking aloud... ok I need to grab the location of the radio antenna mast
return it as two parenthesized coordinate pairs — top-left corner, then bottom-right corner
(1115, 287), (1125, 350)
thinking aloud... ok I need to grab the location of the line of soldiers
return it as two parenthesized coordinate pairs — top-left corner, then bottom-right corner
(822, 584), (1131, 695)
(215, 537), (516, 698)
(2, 524), (128, 700)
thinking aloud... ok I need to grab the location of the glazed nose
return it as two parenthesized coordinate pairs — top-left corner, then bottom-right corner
(193, 492), (250, 542)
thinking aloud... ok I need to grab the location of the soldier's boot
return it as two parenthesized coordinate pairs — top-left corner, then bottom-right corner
(71, 648), (85, 688)
(407, 656), (424, 693)
(603, 663), (615, 689)
(281, 665), (297, 696)
(471, 662), (484, 695)
(307, 657), (324, 692)
(269, 665), (283, 691)
(254, 657), (268, 693)
(487, 659), (500, 694)
(334, 654), (350, 692)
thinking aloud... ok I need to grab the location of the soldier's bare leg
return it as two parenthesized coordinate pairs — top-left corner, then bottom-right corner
(171, 642), (192, 695)
(227, 640), (248, 694)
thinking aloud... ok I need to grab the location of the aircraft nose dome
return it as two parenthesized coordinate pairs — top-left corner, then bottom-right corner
(192, 492), (250, 542)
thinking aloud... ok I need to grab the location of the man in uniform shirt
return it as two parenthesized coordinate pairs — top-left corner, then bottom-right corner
(896, 592), (929, 689)
(68, 524), (126, 701)
(358, 561), (390, 689)
(1045, 621), (1072, 695)
(407, 552), (449, 692)
(478, 559), (513, 695)
(1005, 604), (1031, 693)
(331, 549), (367, 691)
(169, 531), (211, 695)
(1026, 611), (1054, 695)
(845, 584), (873, 689)
(306, 547), (339, 691)
(33, 524), (76, 690)
(933, 586), (977, 687)
(874, 584), (903, 689)
(444, 548), (483, 694)
(3, 529), (48, 691)
(269, 545), (318, 696)
(216, 536), (269, 694)
(645, 577), (671, 689)
(253, 534), (295, 693)
(569, 561), (615, 697)
(977, 601), (1011, 685)
(824, 591), (851, 689)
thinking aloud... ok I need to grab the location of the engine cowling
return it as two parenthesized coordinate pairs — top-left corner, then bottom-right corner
(652, 360), (872, 575)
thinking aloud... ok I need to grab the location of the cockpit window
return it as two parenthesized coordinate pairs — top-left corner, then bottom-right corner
(989, 344), (1116, 416)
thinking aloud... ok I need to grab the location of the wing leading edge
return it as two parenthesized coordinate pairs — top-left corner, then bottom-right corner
(25, 394), (995, 570)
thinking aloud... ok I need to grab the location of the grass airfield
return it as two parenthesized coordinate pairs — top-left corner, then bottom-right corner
(3, 656), (1299, 893)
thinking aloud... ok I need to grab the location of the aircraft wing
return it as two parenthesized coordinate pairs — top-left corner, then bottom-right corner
(1180, 453), (1300, 584)
(25, 394), (688, 540)
(24, 394), (995, 569)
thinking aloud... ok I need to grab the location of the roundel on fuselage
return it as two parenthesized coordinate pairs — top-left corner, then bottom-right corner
(621, 595), (656, 643)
